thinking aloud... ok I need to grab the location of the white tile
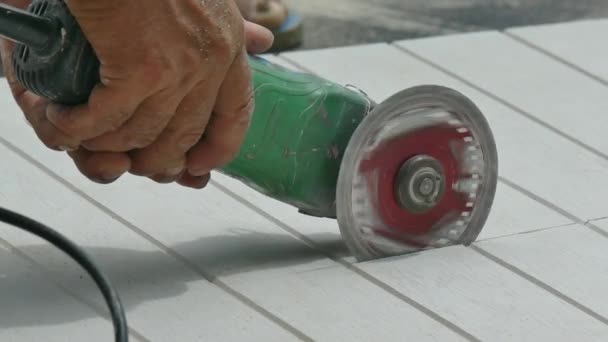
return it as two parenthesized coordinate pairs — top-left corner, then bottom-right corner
(477, 182), (571, 240)
(0, 144), (298, 342)
(0, 244), (120, 341)
(591, 218), (608, 233)
(282, 43), (593, 225)
(508, 19), (608, 81)
(477, 224), (608, 321)
(358, 246), (608, 341)
(0, 84), (464, 341)
(398, 30), (608, 161)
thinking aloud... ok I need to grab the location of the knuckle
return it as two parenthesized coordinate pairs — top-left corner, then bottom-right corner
(95, 108), (130, 133)
(126, 114), (169, 149)
(138, 54), (174, 87)
(176, 129), (204, 149)
(213, 38), (235, 60)
(129, 131), (159, 149)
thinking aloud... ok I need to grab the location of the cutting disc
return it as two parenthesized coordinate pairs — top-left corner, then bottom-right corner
(336, 85), (498, 261)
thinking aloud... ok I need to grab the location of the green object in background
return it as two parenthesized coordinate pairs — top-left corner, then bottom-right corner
(221, 56), (374, 218)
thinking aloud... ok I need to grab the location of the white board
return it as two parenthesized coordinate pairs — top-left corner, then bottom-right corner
(477, 223), (608, 322)
(358, 245), (608, 341)
(397, 32), (608, 197)
(281, 43), (584, 230)
(0, 243), (119, 341)
(0, 144), (300, 342)
(507, 19), (608, 82)
(0, 83), (465, 341)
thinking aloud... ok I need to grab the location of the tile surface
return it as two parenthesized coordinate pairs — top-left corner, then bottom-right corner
(2, 19), (608, 341)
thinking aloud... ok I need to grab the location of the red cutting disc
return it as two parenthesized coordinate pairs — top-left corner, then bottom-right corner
(336, 85), (498, 261)
(359, 124), (472, 238)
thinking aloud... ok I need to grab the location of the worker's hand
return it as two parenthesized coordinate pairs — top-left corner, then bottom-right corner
(0, 0), (273, 187)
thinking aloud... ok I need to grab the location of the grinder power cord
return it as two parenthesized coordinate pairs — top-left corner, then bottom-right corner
(0, 1), (499, 341)
(0, 207), (129, 342)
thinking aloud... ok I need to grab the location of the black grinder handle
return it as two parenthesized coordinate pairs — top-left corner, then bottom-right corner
(11, 0), (99, 105)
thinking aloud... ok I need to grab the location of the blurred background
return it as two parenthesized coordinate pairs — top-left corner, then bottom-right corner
(285, 0), (608, 49)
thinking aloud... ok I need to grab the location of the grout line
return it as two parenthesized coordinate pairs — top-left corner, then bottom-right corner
(5, 37), (606, 342)
(385, 42), (608, 238)
(210, 179), (481, 342)
(497, 30), (608, 239)
(588, 215), (608, 223)
(585, 222), (608, 239)
(475, 222), (578, 242)
(471, 244), (608, 325)
(0, 137), (313, 342)
(0, 237), (150, 342)
(497, 176), (608, 237)
(279, 49), (608, 244)
(502, 30), (608, 87)
(496, 177), (581, 224)
(389, 43), (608, 162)
(228, 54), (484, 341)
(277, 51), (608, 241)
(274, 54), (317, 74)
(278, 46), (608, 326)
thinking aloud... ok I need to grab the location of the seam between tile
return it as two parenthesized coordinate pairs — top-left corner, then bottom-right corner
(0, 237), (150, 342)
(390, 43), (608, 162)
(211, 180), (480, 342)
(0, 137), (313, 342)
(497, 177), (608, 240)
(230, 53), (487, 342)
(502, 30), (608, 87)
(475, 222), (578, 242)
(276, 50), (606, 238)
(588, 216), (608, 223)
(389, 41), (608, 239)
(474, 177), (608, 325)
(278, 46), (608, 326)
(470, 244), (608, 325)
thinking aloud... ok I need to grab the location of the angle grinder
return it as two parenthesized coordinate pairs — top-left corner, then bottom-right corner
(0, 0), (498, 262)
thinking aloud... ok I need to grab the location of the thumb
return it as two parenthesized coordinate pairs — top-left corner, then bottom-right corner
(244, 21), (275, 54)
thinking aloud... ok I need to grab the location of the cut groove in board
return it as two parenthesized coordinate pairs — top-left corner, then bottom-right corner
(395, 31), (608, 163)
(0, 144), (303, 342)
(279, 42), (600, 224)
(357, 245), (608, 342)
(0, 243), (125, 342)
(475, 224), (608, 324)
(506, 19), (608, 83)
(0, 86), (469, 341)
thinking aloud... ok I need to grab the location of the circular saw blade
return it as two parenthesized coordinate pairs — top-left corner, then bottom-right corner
(336, 85), (498, 261)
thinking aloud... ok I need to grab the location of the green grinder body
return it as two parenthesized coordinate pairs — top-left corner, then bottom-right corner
(221, 56), (374, 218)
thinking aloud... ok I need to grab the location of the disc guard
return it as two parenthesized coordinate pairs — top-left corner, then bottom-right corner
(336, 85), (498, 261)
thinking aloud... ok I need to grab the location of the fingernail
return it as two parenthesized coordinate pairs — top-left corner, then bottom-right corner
(189, 167), (210, 177)
(58, 145), (77, 152)
(167, 166), (184, 176)
(92, 174), (121, 184)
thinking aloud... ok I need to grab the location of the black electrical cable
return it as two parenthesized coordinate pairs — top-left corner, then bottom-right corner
(0, 206), (128, 342)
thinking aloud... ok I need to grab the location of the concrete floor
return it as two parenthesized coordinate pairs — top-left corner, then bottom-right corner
(286, 0), (608, 49)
